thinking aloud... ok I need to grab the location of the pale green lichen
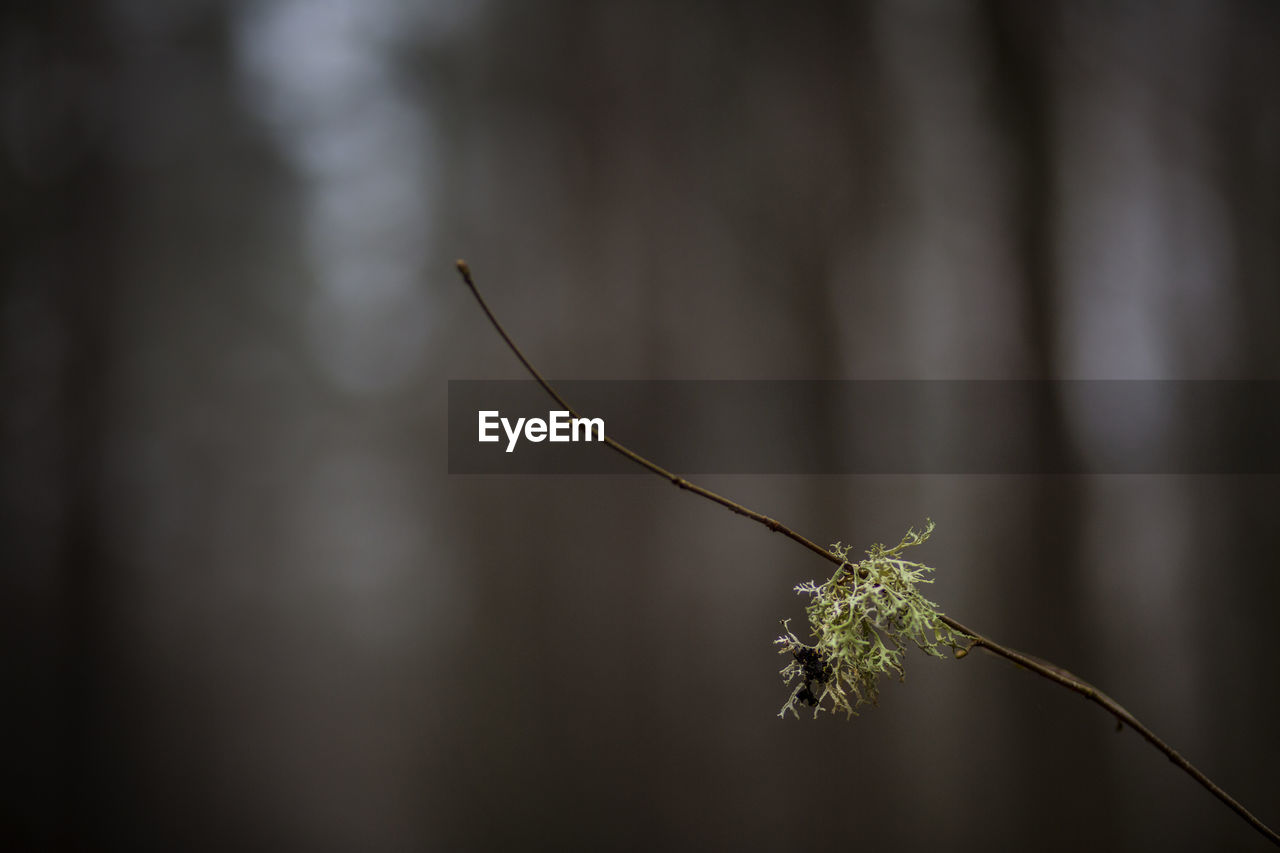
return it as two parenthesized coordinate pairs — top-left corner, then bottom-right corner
(776, 520), (966, 719)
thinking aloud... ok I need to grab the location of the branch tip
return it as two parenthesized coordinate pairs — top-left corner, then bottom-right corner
(455, 259), (473, 283)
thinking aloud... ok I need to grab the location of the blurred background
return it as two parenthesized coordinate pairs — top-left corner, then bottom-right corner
(3, 1), (1279, 850)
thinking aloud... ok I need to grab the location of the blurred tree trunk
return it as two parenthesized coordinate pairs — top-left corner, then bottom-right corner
(980, 0), (1092, 840)
(1, 1), (121, 847)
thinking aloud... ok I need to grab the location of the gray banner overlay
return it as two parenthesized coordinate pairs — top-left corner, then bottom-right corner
(448, 380), (1280, 474)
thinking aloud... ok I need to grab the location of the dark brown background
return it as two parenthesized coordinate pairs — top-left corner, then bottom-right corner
(4, 2), (1279, 850)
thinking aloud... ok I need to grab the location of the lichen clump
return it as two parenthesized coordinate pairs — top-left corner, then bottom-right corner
(777, 520), (966, 718)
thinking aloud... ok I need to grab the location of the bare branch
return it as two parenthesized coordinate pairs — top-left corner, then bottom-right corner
(455, 259), (1279, 847)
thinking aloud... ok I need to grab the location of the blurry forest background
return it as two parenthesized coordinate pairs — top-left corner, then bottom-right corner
(3, 1), (1279, 850)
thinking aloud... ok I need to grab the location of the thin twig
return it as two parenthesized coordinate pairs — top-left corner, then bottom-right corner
(455, 259), (1279, 847)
